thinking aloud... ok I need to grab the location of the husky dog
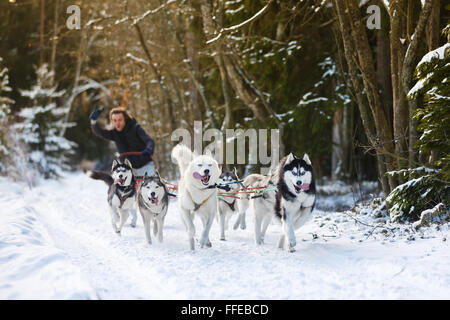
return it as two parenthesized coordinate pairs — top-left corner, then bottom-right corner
(171, 144), (221, 250)
(236, 173), (277, 245)
(217, 168), (243, 241)
(136, 172), (169, 245)
(88, 158), (138, 235)
(274, 153), (316, 252)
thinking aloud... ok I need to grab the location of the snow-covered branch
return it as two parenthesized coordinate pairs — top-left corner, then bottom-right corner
(206, 0), (273, 45)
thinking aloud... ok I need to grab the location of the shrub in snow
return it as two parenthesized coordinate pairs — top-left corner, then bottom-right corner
(15, 64), (76, 179)
(386, 167), (448, 222)
(387, 30), (450, 222)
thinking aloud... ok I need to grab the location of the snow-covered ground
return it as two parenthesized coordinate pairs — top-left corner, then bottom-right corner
(1, 172), (449, 300)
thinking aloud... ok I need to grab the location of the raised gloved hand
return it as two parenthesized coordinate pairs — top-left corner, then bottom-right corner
(89, 105), (104, 120)
(142, 148), (153, 157)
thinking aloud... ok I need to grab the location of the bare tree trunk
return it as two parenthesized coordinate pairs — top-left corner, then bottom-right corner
(159, 0), (218, 129)
(344, 0), (397, 190)
(200, 0), (267, 125)
(40, 0), (45, 66)
(133, 22), (176, 132)
(50, 0), (60, 80)
(389, 1), (409, 170)
(334, 1), (390, 194)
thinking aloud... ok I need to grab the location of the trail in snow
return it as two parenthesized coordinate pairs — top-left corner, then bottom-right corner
(1, 172), (449, 299)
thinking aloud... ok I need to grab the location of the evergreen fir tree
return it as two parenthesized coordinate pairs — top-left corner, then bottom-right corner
(387, 27), (450, 222)
(15, 64), (76, 178)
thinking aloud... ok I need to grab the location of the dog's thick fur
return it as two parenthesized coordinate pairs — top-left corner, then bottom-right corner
(171, 144), (221, 250)
(274, 153), (316, 252)
(136, 172), (169, 244)
(236, 173), (277, 245)
(217, 168), (242, 241)
(88, 158), (137, 235)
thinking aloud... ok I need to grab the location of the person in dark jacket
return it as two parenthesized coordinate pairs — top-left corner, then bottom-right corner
(89, 106), (155, 179)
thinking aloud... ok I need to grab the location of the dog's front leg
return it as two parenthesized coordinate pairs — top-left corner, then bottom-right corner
(281, 209), (296, 252)
(253, 202), (264, 245)
(234, 198), (248, 230)
(180, 207), (195, 250)
(156, 217), (164, 243)
(117, 209), (129, 235)
(109, 207), (119, 233)
(218, 207), (226, 241)
(129, 209), (137, 228)
(199, 212), (213, 248)
(144, 215), (152, 244)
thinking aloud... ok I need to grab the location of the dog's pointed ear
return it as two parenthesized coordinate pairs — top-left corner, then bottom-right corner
(154, 169), (161, 180)
(143, 172), (148, 180)
(286, 153), (295, 164)
(303, 153), (311, 165)
(233, 166), (239, 179)
(112, 159), (118, 171)
(124, 158), (133, 168)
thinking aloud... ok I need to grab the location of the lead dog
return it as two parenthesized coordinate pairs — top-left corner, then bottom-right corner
(171, 144), (221, 250)
(274, 153), (316, 252)
(136, 172), (169, 244)
(88, 158), (138, 235)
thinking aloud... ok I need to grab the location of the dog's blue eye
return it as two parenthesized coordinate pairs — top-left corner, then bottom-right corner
(208, 164), (212, 167)
(198, 164), (202, 167)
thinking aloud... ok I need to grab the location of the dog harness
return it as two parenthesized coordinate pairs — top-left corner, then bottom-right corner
(115, 185), (136, 209)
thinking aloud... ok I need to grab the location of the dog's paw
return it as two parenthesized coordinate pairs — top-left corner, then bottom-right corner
(287, 246), (296, 253)
(220, 237), (226, 241)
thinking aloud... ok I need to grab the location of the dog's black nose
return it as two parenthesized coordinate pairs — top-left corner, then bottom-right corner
(151, 192), (156, 197)
(119, 174), (123, 178)
(204, 169), (210, 175)
(296, 180), (302, 186)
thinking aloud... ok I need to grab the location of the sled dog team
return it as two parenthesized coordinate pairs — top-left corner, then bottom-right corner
(88, 144), (316, 252)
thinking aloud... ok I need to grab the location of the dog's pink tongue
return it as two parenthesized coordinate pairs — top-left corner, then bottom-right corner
(193, 172), (203, 180)
(153, 198), (159, 206)
(114, 179), (123, 184)
(300, 183), (310, 191)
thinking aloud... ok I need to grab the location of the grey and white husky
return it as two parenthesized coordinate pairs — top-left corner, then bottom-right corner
(136, 172), (169, 244)
(217, 168), (243, 241)
(274, 153), (316, 252)
(88, 158), (138, 235)
(236, 173), (277, 245)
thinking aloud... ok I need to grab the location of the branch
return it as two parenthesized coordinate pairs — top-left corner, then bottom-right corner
(206, 0), (273, 45)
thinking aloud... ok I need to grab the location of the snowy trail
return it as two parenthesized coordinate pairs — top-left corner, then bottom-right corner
(1, 173), (450, 299)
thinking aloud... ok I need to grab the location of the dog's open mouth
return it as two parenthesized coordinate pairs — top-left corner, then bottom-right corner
(149, 196), (159, 206)
(193, 172), (211, 185)
(294, 183), (310, 193)
(114, 178), (125, 185)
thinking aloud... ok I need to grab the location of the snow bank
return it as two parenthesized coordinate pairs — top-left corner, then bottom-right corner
(0, 178), (97, 300)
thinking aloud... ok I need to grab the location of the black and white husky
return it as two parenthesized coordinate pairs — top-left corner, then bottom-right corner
(217, 168), (243, 241)
(274, 153), (316, 252)
(136, 172), (169, 244)
(88, 158), (138, 235)
(171, 144), (221, 250)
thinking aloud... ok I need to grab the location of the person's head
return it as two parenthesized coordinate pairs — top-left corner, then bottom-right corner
(109, 107), (132, 132)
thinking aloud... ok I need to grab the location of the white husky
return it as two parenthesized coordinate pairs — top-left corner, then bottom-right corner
(171, 144), (221, 250)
